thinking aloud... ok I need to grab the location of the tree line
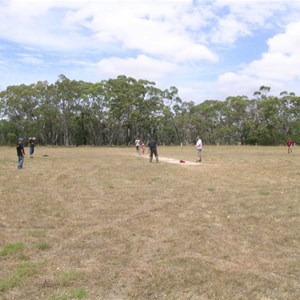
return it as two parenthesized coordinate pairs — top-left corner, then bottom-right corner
(0, 75), (299, 146)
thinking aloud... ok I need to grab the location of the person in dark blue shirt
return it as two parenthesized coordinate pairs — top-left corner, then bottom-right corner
(16, 138), (25, 169)
(148, 138), (159, 163)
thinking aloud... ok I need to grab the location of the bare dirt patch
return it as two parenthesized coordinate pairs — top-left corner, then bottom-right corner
(136, 152), (201, 166)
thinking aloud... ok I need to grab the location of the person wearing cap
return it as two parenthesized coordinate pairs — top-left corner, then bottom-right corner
(16, 138), (25, 169)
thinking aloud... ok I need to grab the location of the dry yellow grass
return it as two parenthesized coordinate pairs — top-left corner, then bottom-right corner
(0, 145), (299, 300)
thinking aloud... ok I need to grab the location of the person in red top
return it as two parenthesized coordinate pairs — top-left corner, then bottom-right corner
(286, 138), (294, 154)
(141, 143), (145, 155)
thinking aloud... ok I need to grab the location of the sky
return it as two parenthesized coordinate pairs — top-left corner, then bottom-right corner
(1, 0), (300, 103)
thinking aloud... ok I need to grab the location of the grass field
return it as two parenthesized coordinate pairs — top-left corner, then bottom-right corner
(0, 145), (299, 300)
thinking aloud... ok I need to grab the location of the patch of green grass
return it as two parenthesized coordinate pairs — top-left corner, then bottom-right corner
(14, 262), (38, 279)
(49, 291), (68, 300)
(0, 279), (14, 293)
(148, 177), (160, 184)
(35, 242), (51, 250)
(17, 253), (30, 261)
(69, 288), (88, 299)
(0, 262), (38, 292)
(49, 288), (88, 300)
(28, 229), (47, 238)
(106, 183), (114, 189)
(0, 242), (25, 256)
(55, 271), (85, 287)
(260, 191), (270, 196)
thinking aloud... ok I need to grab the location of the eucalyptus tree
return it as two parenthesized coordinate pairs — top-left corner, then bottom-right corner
(249, 87), (284, 145)
(172, 101), (196, 144)
(0, 83), (41, 140)
(0, 91), (4, 119)
(103, 76), (134, 145)
(158, 86), (183, 144)
(0, 117), (17, 145)
(192, 100), (227, 144)
(255, 95), (284, 145)
(0, 90), (11, 144)
(242, 98), (260, 145)
(83, 81), (107, 145)
(278, 92), (300, 142)
(30, 80), (58, 145)
(253, 85), (271, 100)
(222, 95), (250, 144)
(291, 97), (300, 144)
(128, 79), (164, 144)
(67, 80), (98, 146)
(48, 74), (86, 146)
(103, 75), (164, 146)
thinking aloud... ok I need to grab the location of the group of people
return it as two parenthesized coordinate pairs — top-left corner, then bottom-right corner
(135, 137), (159, 162)
(134, 135), (295, 164)
(15, 135), (295, 169)
(16, 137), (35, 169)
(134, 136), (203, 163)
(135, 138), (145, 156)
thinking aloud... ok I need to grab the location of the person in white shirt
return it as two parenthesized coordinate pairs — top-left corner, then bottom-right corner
(196, 135), (202, 162)
(135, 137), (141, 154)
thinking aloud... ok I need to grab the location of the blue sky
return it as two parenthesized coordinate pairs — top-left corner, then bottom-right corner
(1, 0), (300, 103)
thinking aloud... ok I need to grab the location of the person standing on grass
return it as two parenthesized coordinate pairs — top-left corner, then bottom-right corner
(286, 138), (294, 154)
(29, 137), (36, 158)
(141, 143), (145, 155)
(135, 137), (141, 155)
(148, 138), (159, 163)
(196, 135), (202, 162)
(16, 138), (25, 169)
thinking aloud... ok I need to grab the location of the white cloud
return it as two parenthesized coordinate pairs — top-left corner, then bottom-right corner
(0, 0), (218, 62)
(211, 0), (289, 44)
(17, 53), (44, 65)
(97, 55), (178, 81)
(210, 15), (251, 44)
(267, 21), (300, 54)
(1, 0), (300, 101)
(217, 20), (300, 97)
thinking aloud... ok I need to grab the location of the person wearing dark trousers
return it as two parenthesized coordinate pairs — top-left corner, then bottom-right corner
(195, 135), (203, 162)
(29, 137), (36, 158)
(16, 138), (25, 169)
(148, 138), (159, 163)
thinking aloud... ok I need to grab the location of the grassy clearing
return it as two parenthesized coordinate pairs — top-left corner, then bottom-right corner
(0, 145), (299, 299)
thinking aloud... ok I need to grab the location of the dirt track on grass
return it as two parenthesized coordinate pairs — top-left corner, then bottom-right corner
(137, 153), (202, 165)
